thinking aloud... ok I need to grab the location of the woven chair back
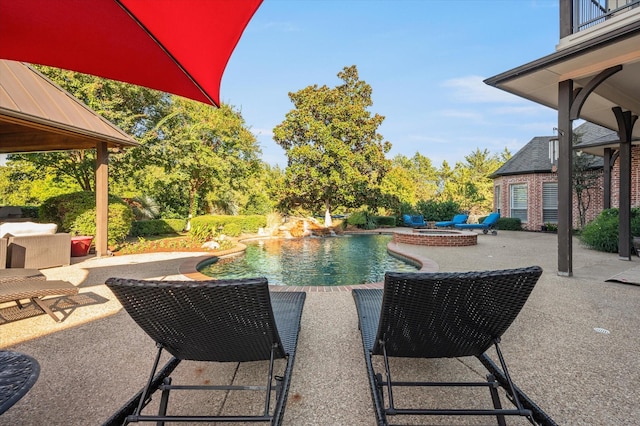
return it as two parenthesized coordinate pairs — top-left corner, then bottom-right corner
(106, 277), (285, 362)
(373, 266), (542, 358)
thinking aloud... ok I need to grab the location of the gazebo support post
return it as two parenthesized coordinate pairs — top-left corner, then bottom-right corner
(613, 107), (638, 261)
(603, 148), (613, 210)
(96, 141), (109, 257)
(557, 79), (573, 276)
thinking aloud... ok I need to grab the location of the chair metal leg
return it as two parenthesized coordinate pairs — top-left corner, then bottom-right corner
(487, 374), (507, 426)
(156, 377), (171, 426)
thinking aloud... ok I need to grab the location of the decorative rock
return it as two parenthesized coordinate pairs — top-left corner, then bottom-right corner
(201, 241), (220, 250)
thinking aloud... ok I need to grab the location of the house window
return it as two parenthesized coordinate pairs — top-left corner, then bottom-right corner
(494, 185), (501, 214)
(543, 182), (558, 223)
(510, 184), (527, 223)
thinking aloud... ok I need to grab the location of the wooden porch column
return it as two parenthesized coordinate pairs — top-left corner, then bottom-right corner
(613, 107), (638, 261)
(557, 79), (573, 276)
(96, 141), (109, 257)
(603, 148), (613, 209)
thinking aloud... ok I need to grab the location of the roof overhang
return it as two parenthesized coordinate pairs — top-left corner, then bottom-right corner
(0, 60), (138, 154)
(573, 132), (640, 156)
(485, 18), (640, 140)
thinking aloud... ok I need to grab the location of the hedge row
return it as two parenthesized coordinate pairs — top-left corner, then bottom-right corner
(189, 215), (267, 241)
(129, 219), (187, 237)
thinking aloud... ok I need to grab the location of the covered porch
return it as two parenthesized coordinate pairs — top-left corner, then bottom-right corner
(485, 0), (640, 275)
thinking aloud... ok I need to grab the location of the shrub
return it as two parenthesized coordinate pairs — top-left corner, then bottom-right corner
(497, 217), (521, 231)
(347, 211), (367, 227)
(20, 206), (39, 219)
(416, 200), (461, 222)
(347, 210), (377, 229)
(372, 215), (396, 227)
(130, 219), (186, 237)
(189, 215), (267, 242)
(222, 222), (242, 237)
(240, 215), (268, 233)
(580, 208), (640, 253)
(40, 191), (134, 246)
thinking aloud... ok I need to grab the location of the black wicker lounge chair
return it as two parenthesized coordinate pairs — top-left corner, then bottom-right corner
(353, 266), (557, 426)
(103, 277), (305, 426)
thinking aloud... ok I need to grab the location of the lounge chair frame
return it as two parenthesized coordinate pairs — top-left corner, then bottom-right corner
(103, 277), (305, 426)
(434, 213), (468, 228)
(455, 212), (501, 235)
(353, 266), (557, 426)
(0, 271), (78, 322)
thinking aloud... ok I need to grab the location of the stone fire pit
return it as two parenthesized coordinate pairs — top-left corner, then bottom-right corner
(393, 228), (477, 247)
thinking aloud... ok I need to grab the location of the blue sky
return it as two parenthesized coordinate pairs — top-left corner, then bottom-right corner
(221, 0), (561, 168)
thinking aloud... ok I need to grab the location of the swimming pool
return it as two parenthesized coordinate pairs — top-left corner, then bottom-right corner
(198, 234), (418, 286)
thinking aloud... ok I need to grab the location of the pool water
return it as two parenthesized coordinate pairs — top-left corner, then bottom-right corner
(198, 234), (418, 286)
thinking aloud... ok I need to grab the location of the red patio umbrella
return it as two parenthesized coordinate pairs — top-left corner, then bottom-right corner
(0, 0), (263, 106)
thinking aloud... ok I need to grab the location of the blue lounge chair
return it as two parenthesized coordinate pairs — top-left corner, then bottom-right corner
(434, 214), (469, 228)
(455, 212), (500, 235)
(402, 214), (426, 228)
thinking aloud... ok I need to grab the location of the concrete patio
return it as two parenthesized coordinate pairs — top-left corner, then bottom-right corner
(1, 230), (639, 425)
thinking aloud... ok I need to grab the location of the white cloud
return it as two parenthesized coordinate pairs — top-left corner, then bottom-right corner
(439, 109), (485, 123)
(442, 75), (525, 104)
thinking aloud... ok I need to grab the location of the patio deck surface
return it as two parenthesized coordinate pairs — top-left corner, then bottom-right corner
(1, 230), (639, 425)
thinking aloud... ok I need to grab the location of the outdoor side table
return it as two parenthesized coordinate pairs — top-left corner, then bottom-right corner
(0, 350), (40, 415)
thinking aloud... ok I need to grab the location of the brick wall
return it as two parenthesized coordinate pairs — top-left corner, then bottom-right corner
(393, 231), (477, 246)
(493, 171), (604, 231)
(610, 145), (640, 208)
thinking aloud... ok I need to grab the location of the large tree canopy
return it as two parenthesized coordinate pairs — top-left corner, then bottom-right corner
(273, 65), (391, 225)
(146, 98), (261, 217)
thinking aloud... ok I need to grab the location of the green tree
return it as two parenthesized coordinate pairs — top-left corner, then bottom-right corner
(148, 97), (261, 218)
(440, 148), (507, 213)
(389, 153), (439, 203)
(273, 65), (391, 226)
(572, 132), (601, 229)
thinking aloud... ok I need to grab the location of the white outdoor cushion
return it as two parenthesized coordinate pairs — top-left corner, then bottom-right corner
(0, 221), (58, 238)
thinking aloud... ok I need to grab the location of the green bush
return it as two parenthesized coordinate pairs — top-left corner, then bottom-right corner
(416, 200), (461, 222)
(240, 215), (268, 233)
(189, 214), (267, 242)
(222, 222), (242, 237)
(497, 217), (521, 231)
(347, 210), (377, 229)
(372, 215), (396, 227)
(20, 206), (39, 219)
(40, 191), (134, 246)
(347, 211), (367, 226)
(130, 219), (186, 237)
(580, 208), (640, 253)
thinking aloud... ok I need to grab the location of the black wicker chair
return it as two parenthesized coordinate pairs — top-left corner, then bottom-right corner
(103, 277), (305, 426)
(353, 266), (557, 426)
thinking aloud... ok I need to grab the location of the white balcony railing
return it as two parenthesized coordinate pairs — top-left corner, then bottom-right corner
(574, 0), (640, 32)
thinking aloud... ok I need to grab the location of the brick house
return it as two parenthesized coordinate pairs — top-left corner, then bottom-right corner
(492, 121), (639, 232)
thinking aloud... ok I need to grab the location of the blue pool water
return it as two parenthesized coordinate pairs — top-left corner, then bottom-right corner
(198, 234), (418, 286)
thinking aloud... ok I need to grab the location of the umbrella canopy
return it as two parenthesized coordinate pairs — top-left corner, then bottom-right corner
(0, 0), (262, 107)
